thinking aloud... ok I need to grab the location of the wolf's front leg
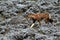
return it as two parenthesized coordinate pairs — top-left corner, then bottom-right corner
(30, 23), (35, 28)
(30, 19), (36, 28)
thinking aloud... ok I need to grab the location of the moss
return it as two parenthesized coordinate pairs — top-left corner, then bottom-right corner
(30, 0), (38, 1)
(55, 2), (60, 6)
(38, 30), (46, 35)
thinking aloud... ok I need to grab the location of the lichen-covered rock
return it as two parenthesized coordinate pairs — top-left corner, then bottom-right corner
(0, 0), (60, 40)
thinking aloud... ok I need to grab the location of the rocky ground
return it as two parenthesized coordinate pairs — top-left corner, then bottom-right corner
(0, 0), (60, 40)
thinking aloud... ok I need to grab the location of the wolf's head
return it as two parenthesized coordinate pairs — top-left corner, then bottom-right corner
(48, 19), (54, 24)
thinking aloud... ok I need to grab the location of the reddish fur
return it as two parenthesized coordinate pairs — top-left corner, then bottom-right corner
(27, 13), (53, 25)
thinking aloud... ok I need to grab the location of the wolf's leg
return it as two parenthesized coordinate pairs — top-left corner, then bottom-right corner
(38, 20), (41, 26)
(30, 19), (36, 28)
(45, 18), (49, 24)
(30, 23), (35, 28)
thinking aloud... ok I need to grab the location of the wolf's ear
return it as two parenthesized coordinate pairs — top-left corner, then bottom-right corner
(49, 14), (51, 19)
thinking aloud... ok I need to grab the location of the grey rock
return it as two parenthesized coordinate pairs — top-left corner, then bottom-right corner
(0, 0), (60, 40)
